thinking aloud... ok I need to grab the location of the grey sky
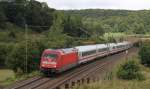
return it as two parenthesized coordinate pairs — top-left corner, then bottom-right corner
(37, 0), (150, 10)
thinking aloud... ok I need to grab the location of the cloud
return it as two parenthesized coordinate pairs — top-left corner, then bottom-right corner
(37, 0), (150, 10)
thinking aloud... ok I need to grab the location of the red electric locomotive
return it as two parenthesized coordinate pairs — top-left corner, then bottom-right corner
(40, 48), (78, 74)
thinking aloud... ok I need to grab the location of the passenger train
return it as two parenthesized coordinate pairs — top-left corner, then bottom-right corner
(40, 41), (132, 74)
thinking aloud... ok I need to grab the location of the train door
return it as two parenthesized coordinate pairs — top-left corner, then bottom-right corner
(78, 52), (82, 59)
(77, 52), (82, 63)
(106, 44), (111, 54)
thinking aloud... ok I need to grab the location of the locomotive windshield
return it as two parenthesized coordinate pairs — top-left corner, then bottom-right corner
(43, 54), (58, 59)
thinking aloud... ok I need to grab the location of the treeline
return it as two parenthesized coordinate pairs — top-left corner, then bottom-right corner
(63, 9), (150, 34)
(63, 9), (132, 18)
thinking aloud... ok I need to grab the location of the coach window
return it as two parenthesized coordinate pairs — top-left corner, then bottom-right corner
(117, 46), (119, 48)
(117, 45), (121, 48)
(82, 50), (96, 57)
(104, 48), (107, 51)
(113, 46), (115, 49)
(99, 48), (103, 52)
(98, 49), (101, 52)
(82, 52), (86, 56)
(99, 48), (107, 52)
(82, 52), (88, 56)
(90, 50), (96, 54)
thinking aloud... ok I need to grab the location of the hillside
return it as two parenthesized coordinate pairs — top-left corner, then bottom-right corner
(63, 9), (150, 34)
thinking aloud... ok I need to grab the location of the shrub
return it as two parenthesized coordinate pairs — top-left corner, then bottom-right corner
(6, 40), (45, 73)
(0, 43), (14, 68)
(117, 60), (144, 80)
(139, 42), (150, 67)
(0, 44), (7, 67)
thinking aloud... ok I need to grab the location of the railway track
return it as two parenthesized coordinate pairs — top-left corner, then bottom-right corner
(13, 55), (110, 89)
(5, 55), (109, 89)
(44, 48), (137, 89)
(35, 56), (110, 89)
(5, 48), (138, 89)
(5, 76), (43, 89)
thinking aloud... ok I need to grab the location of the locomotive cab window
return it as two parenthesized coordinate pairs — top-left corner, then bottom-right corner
(43, 54), (58, 59)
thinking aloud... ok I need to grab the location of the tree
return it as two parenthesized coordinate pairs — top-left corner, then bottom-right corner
(64, 15), (83, 37)
(26, 0), (55, 32)
(117, 60), (144, 80)
(0, 43), (14, 68)
(3, 0), (26, 26)
(6, 41), (41, 73)
(47, 12), (73, 48)
(139, 42), (150, 66)
(133, 23), (145, 34)
(0, 9), (7, 28)
(0, 44), (7, 67)
(0, 0), (55, 32)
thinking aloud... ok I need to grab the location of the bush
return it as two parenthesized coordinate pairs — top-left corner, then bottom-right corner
(6, 40), (46, 73)
(0, 43), (14, 68)
(0, 44), (7, 67)
(139, 42), (150, 66)
(117, 60), (144, 80)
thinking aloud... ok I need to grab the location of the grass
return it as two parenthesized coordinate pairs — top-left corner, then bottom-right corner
(0, 69), (15, 87)
(75, 78), (150, 89)
(73, 56), (150, 89)
(0, 69), (14, 82)
(0, 70), (41, 87)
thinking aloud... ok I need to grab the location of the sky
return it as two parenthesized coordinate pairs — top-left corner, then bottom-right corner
(37, 0), (150, 10)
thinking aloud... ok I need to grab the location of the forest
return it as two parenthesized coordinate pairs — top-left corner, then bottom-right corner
(64, 9), (150, 34)
(0, 0), (149, 74)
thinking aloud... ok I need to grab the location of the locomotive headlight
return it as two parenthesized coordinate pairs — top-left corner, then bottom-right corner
(42, 61), (56, 65)
(42, 61), (49, 64)
(49, 62), (56, 65)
